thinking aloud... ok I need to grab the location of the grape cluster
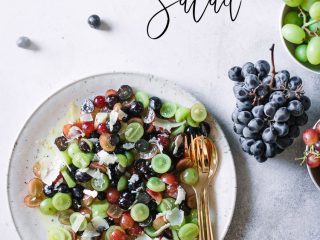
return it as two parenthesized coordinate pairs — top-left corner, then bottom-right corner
(229, 45), (311, 162)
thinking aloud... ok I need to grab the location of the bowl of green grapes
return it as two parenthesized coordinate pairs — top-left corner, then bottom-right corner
(281, 0), (320, 73)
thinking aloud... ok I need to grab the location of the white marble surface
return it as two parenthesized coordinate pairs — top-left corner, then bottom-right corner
(0, 0), (320, 239)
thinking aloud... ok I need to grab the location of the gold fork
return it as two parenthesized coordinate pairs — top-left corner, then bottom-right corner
(186, 136), (219, 240)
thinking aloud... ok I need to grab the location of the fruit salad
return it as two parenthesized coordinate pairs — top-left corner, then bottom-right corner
(24, 85), (212, 240)
(282, 0), (320, 65)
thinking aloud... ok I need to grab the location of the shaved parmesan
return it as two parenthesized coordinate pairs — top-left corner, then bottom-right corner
(97, 150), (117, 165)
(175, 186), (186, 205)
(81, 223), (100, 239)
(164, 208), (184, 226)
(136, 234), (153, 240)
(86, 169), (104, 179)
(149, 137), (164, 153)
(153, 223), (171, 236)
(118, 109), (128, 120)
(109, 110), (119, 132)
(173, 135), (183, 155)
(68, 126), (84, 140)
(122, 142), (135, 150)
(83, 189), (98, 198)
(128, 174), (139, 184)
(91, 216), (109, 230)
(80, 113), (93, 123)
(153, 118), (186, 132)
(71, 213), (85, 232)
(40, 155), (64, 185)
(94, 112), (109, 129)
(106, 167), (112, 180)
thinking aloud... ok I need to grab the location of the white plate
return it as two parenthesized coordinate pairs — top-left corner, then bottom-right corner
(7, 72), (236, 240)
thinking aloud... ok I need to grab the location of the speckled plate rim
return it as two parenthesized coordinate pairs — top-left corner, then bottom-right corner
(7, 72), (237, 240)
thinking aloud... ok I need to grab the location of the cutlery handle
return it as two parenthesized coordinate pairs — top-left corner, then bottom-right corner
(195, 191), (206, 240)
(203, 188), (214, 240)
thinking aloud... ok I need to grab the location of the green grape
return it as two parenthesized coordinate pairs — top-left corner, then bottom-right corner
(116, 154), (128, 168)
(52, 193), (72, 211)
(48, 226), (72, 240)
(130, 203), (150, 222)
(187, 113), (199, 127)
(307, 36), (320, 64)
(61, 151), (72, 165)
(180, 168), (199, 186)
(69, 212), (87, 231)
(157, 198), (176, 212)
(186, 209), (198, 224)
(160, 102), (177, 118)
(61, 168), (76, 188)
(282, 24), (306, 44)
(125, 122), (144, 142)
(295, 44), (308, 62)
(284, 0), (303, 7)
(144, 226), (160, 237)
(284, 11), (303, 26)
(178, 223), (199, 240)
(309, 19), (320, 33)
(72, 152), (93, 169)
(135, 91), (150, 108)
(190, 103), (207, 122)
(91, 200), (110, 218)
(40, 198), (57, 215)
(175, 107), (190, 122)
(117, 176), (128, 191)
(151, 154), (172, 174)
(91, 174), (109, 191)
(172, 229), (180, 240)
(67, 142), (81, 158)
(125, 150), (135, 166)
(309, 2), (320, 20)
(170, 217), (186, 230)
(301, 0), (318, 11)
(147, 177), (166, 192)
(171, 124), (186, 136)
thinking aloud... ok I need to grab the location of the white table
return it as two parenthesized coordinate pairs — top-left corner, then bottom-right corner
(1, 0), (320, 239)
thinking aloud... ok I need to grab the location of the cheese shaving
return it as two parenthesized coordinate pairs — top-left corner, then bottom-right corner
(109, 110), (119, 132)
(71, 213), (85, 232)
(128, 174), (140, 184)
(122, 142), (135, 150)
(153, 223), (171, 236)
(81, 223), (100, 239)
(91, 216), (109, 230)
(175, 186), (186, 205)
(164, 208), (184, 226)
(152, 118), (186, 132)
(173, 134), (183, 155)
(97, 150), (117, 165)
(80, 113), (93, 123)
(83, 189), (98, 198)
(94, 112), (109, 129)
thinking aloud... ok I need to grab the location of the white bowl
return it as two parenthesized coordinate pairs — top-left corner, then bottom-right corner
(280, 4), (320, 74)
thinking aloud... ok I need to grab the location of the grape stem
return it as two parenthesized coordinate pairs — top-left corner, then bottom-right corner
(299, 7), (320, 37)
(268, 44), (276, 89)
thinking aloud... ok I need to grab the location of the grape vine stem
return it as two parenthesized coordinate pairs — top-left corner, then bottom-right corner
(269, 44), (276, 88)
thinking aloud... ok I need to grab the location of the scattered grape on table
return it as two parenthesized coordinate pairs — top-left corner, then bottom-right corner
(24, 84), (213, 240)
(228, 45), (311, 162)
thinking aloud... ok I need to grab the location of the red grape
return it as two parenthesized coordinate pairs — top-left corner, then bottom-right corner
(306, 153), (320, 168)
(94, 95), (106, 108)
(161, 173), (178, 185)
(303, 129), (319, 146)
(106, 188), (120, 204)
(146, 188), (162, 204)
(127, 223), (143, 236)
(120, 212), (134, 230)
(106, 89), (117, 97)
(316, 121), (320, 135)
(82, 122), (94, 137)
(110, 229), (126, 240)
(97, 123), (108, 135)
(166, 184), (178, 198)
(315, 141), (320, 152)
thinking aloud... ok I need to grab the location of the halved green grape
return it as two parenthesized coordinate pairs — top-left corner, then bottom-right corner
(175, 107), (190, 122)
(125, 122), (144, 142)
(52, 193), (72, 211)
(301, 0), (318, 11)
(282, 24), (306, 44)
(116, 154), (128, 168)
(147, 177), (166, 192)
(144, 226), (161, 237)
(67, 142), (81, 158)
(92, 200), (110, 218)
(61, 168), (76, 188)
(48, 226), (72, 240)
(186, 209), (198, 224)
(91, 174), (109, 191)
(178, 223), (199, 240)
(309, 2), (320, 19)
(40, 198), (57, 215)
(130, 203), (150, 222)
(187, 113), (199, 127)
(58, 209), (74, 225)
(124, 151), (134, 166)
(72, 152), (93, 169)
(170, 217), (186, 230)
(180, 168), (199, 186)
(284, 11), (303, 26)
(105, 226), (125, 240)
(117, 176), (128, 191)
(70, 212), (87, 231)
(157, 198), (176, 212)
(61, 151), (72, 165)
(172, 229), (180, 240)
(160, 102), (177, 118)
(151, 154), (172, 174)
(295, 44), (308, 63)
(171, 124), (186, 136)
(284, 0), (303, 7)
(135, 91), (150, 108)
(307, 36), (320, 64)
(190, 103), (207, 122)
